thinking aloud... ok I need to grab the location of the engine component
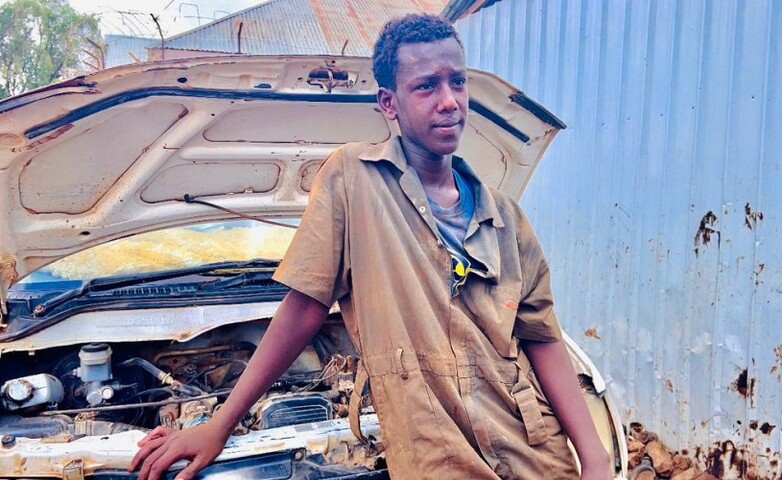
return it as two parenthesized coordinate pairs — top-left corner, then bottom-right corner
(118, 357), (202, 397)
(83, 382), (116, 406)
(158, 403), (180, 428)
(1, 374), (64, 411)
(152, 343), (253, 390)
(0, 414), (70, 438)
(255, 393), (332, 430)
(179, 397), (217, 429)
(78, 344), (113, 382)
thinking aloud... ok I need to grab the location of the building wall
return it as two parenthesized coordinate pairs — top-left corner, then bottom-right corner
(456, 0), (781, 476)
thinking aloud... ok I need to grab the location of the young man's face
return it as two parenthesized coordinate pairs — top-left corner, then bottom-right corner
(378, 37), (469, 158)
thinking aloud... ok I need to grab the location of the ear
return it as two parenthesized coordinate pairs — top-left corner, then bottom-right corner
(377, 87), (398, 121)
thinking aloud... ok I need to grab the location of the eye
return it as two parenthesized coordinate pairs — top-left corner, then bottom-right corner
(452, 77), (467, 87)
(416, 82), (434, 91)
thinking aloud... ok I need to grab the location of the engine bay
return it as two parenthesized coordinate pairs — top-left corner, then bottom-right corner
(0, 318), (363, 443)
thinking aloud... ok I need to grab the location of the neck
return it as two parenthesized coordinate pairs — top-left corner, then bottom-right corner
(400, 136), (453, 188)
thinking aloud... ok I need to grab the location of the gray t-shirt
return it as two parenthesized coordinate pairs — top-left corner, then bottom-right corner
(427, 169), (477, 296)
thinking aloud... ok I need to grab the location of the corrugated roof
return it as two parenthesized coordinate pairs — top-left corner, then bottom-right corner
(441, 0), (500, 21)
(161, 0), (449, 57)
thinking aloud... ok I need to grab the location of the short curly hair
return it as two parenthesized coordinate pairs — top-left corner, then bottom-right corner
(372, 14), (462, 90)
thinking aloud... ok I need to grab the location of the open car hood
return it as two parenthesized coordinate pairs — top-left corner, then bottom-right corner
(0, 55), (565, 316)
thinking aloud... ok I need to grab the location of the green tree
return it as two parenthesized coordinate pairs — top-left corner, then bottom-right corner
(0, 0), (102, 99)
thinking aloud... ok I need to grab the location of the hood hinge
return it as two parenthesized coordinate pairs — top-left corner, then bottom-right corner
(0, 256), (18, 329)
(63, 459), (85, 480)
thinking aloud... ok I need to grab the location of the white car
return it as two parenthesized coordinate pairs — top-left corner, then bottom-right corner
(0, 55), (628, 479)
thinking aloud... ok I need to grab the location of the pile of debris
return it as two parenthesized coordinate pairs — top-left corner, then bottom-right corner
(627, 422), (714, 480)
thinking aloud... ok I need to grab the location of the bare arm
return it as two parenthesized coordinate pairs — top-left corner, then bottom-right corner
(521, 339), (612, 480)
(130, 289), (330, 480)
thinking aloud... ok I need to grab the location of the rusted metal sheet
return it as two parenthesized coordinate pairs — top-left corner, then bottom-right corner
(455, 0), (782, 478)
(157, 0), (448, 59)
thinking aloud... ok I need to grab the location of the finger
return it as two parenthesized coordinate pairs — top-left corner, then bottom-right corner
(138, 426), (171, 446)
(129, 436), (168, 472)
(148, 449), (187, 480)
(137, 440), (172, 480)
(174, 455), (209, 480)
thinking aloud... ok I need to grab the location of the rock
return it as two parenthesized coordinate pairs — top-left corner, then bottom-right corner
(635, 471), (657, 480)
(646, 440), (675, 476)
(693, 474), (718, 480)
(670, 454), (693, 476)
(628, 439), (646, 453)
(671, 467), (701, 480)
(628, 422), (658, 444)
(628, 449), (646, 471)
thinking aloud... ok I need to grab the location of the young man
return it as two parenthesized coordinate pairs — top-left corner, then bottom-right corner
(131, 14), (612, 480)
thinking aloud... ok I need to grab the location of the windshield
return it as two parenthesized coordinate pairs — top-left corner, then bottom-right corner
(20, 220), (297, 284)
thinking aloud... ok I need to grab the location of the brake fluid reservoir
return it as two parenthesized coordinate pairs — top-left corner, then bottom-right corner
(78, 344), (113, 382)
(1, 374), (64, 411)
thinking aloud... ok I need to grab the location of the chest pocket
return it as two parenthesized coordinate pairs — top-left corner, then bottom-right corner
(458, 283), (522, 358)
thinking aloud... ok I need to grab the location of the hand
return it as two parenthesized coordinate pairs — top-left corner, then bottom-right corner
(129, 423), (229, 480)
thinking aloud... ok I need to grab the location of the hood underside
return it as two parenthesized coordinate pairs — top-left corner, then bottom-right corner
(0, 55), (564, 313)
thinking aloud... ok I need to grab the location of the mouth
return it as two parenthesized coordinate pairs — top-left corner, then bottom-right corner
(433, 118), (462, 129)
(433, 119), (463, 135)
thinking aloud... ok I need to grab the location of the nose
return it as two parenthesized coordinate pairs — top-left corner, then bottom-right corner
(437, 85), (459, 113)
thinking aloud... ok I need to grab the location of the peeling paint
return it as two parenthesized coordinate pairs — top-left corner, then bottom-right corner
(744, 203), (764, 230)
(0, 257), (18, 283)
(694, 211), (719, 257)
(758, 423), (775, 436)
(24, 124), (73, 150)
(753, 263), (766, 286)
(584, 327), (602, 340)
(694, 440), (781, 480)
(773, 346), (782, 381)
(730, 369), (756, 404)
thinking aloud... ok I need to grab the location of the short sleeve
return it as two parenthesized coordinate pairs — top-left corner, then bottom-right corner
(513, 211), (563, 343)
(272, 148), (351, 306)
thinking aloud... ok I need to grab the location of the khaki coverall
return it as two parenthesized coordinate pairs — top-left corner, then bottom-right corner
(273, 137), (579, 479)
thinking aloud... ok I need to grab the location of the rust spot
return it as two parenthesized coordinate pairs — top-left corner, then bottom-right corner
(754, 263), (766, 286)
(759, 422), (775, 435)
(24, 124), (73, 150)
(730, 369), (756, 402)
(504, 300), (519, 310)
(584, 327), (601, 340)
(706, 440), (751, 478)
(343, 0), (373, 48)
(694, 211), (719, 257)
(773, 346), (782, 381)
(700, 440), (781, 480)
(665, 379), (674, 393)
(0, 132), (25, 147)
(749, 420), (759, 430)
(744, 203), (764, 230)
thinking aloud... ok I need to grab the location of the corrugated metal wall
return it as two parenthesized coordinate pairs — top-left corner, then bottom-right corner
(456, 0), (781, 476)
